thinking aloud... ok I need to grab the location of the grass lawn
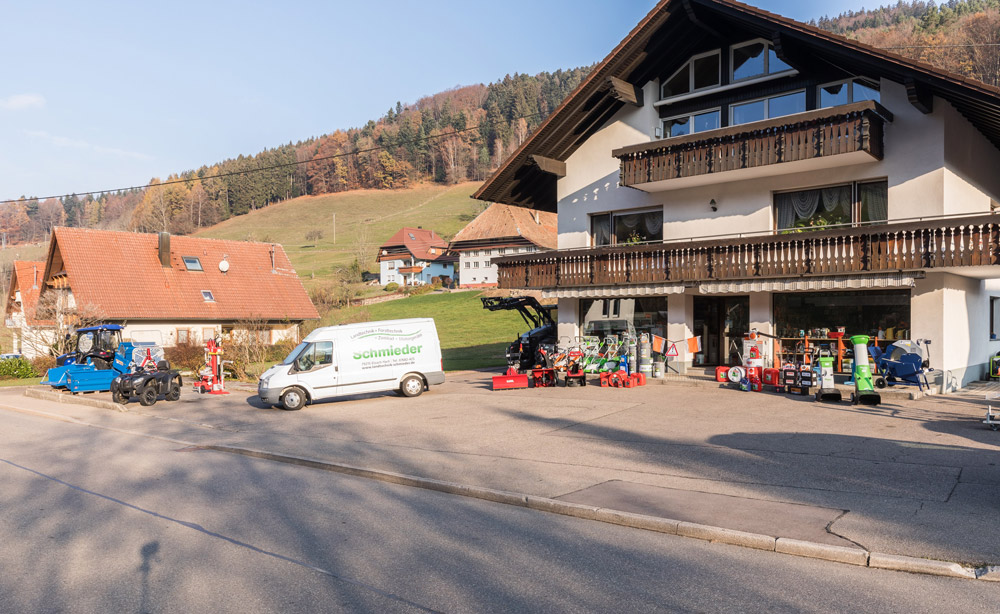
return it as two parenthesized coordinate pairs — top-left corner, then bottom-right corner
(0, 377), (43, 387)
(322, 291), (535, 371)
(195, 182), (484, 289)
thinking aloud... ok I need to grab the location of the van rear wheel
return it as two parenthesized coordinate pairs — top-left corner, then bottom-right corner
(281, 387), (306, 411)
(400, 375), (424, 398)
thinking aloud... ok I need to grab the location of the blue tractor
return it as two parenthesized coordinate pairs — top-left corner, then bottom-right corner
(41, 325), (174, 395)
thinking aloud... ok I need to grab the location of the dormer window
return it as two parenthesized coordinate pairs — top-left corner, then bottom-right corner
(731, 39), (792, 82)
(661, 50), (720, 100)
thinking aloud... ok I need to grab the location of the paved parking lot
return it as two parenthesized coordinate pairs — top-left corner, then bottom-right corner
(6, 373), (1000, 566)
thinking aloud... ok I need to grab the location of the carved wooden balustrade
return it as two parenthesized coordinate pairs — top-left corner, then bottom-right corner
(615, 101), (890, 187)
(495, 215), (1000, 289)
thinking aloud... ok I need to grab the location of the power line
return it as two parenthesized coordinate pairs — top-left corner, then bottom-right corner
(885, 43), (1000, 49)
(1, 112), (545, 206)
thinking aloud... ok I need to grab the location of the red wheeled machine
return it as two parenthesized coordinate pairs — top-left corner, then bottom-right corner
(193, 337), (230, 395)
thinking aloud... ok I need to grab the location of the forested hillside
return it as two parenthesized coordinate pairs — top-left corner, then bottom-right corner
(814, 1), (1000, 86)
(3, 67), (592, 244)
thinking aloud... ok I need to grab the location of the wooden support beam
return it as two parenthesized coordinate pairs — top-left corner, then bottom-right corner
(603, 76), (644, 106)
(682, 0), (723, 38)
(905, 78), (933, 114)
(529, 155), (566, 178)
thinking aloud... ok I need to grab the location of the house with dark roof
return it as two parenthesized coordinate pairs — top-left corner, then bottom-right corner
(4, 260), (56, 358)
(478, 0), (1000, 390)
(9, 227), (319, 349)
(376, 227), (457, 286)
(449, 203), (557, 287)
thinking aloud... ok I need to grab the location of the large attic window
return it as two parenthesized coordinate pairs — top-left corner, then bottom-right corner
(201, 290), (215, 302)
(731, 39), (792, 82)
(183, 256), (203, 271)
(660, 50), (720, 100)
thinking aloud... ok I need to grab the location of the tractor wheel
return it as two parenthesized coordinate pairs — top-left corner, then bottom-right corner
(166, 380), (181, 402)
(139, 382), (158, 406)
(280, 387), (306, 411)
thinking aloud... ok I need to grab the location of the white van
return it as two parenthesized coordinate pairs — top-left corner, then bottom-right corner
(258, 318), (445, 411)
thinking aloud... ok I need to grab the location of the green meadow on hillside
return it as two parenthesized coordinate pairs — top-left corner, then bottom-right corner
(195, 182), (484, 287)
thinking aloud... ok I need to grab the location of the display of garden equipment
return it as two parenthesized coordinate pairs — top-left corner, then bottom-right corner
(481, 296), (556, 372)
(813, 348), (842, 402)
(984, 392), (1000, 431)
(869, 339), (934, 392)
(849, 334), (881, 406)
(990, 351), (1000, 381)
(111, 347), (182, 407)
(193, 337), (232, 395)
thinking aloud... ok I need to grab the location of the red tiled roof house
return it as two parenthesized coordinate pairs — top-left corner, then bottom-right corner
(376, 227), (457, 287)
(13, 227), (319, 350)
(4, 260), (57, 358)
(449, 204), (556, 288)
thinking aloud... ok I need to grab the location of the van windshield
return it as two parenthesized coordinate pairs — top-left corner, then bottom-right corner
(281, 342), (309, 365)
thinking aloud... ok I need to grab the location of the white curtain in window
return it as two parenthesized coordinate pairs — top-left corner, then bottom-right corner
(860, 182), (888, 222)
(592, 215), (611, 246)
(791, 189), (821, 219)
(821, 186), (851, 213)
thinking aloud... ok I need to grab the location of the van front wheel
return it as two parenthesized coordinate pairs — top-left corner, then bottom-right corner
(281, 387), (307, 411)
(400, 375), (424, 398)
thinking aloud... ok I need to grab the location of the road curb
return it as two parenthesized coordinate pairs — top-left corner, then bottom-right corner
(25, 386), (127, 412)
(6, 397), (992, 582)
(206, 444), (991, 582)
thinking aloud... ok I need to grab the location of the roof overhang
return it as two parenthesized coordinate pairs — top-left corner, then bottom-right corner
(474, 0), (1000, 211)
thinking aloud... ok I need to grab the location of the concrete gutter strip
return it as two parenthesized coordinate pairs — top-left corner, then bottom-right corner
(25, 387), (127, 412)
(775, 538), (869, 566)
(868, 552), (977, 580)
(678, 522), (776, 551)
(6, 396), (992, 582)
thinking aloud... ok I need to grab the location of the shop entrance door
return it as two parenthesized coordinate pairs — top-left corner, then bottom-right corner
(692, 296), (750, 367)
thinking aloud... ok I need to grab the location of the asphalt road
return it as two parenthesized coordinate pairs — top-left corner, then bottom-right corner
(2, 407), (998, 613)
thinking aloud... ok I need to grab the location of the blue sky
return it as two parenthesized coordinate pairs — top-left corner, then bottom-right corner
(1, 0), (876, 200)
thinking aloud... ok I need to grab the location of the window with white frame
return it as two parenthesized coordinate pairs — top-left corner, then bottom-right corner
(818, 78), (880, 108)
(387, 261), (396, 269)
(661, 49), (721, 99)
(731, 90), (806, 125)
(662, 108), (721, 139)
(731, 39), (793, 82)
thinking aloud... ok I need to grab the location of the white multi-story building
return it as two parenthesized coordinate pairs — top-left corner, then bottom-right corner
(450, 203), (556, 287)
(477, 0), (1000, 391)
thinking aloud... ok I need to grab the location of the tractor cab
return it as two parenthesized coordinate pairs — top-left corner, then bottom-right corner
(57, 324), (124, 369)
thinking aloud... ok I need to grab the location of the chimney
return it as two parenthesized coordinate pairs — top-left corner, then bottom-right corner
(158, 232), (171, 267)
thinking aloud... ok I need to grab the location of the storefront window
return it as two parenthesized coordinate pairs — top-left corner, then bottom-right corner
(773, 290), (910, 340)
(580, 298), (668, 339)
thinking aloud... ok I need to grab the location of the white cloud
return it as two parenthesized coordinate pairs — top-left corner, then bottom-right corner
(1, 94), (46, 111)
(24, 130), (152, 161)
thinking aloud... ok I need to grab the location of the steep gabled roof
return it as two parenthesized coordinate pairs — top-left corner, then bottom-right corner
(474, 0), (1000, 211)
(43, 228), (318, 321)
(450, 203), (557, 250)
(6, 261), (53, 326)
(377, 227), (454, 262)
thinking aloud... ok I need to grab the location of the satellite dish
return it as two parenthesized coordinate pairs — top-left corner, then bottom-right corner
(219, 259), (230, 273)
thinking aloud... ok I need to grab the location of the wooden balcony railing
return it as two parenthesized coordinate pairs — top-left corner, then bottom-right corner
(614, 101), (890, 188)
(494, 215), (1000, 290)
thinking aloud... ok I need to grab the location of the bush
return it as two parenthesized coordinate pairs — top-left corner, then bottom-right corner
(31, 355), (56, 377)
(405, 284), (434, 297)
(385, 282), (399, 292)
(165, 342), (206, 373)
(305, 229), (324, 242)
(0, 357), (39, 379)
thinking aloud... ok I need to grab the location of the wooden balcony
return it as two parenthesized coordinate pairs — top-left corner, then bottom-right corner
(614, 101), (890, 190)
(494, 215), (1000, 290)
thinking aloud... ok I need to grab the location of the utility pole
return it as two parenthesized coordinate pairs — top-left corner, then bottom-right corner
(332, 212), (336, 243)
